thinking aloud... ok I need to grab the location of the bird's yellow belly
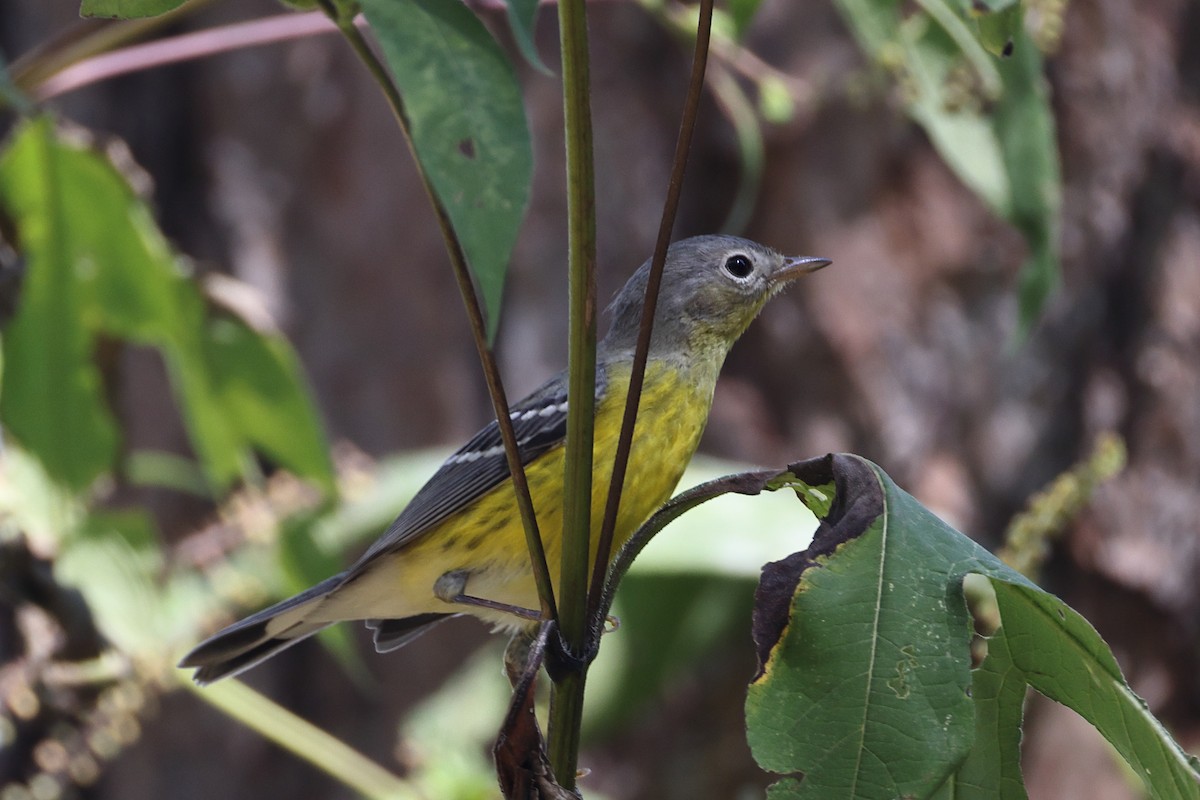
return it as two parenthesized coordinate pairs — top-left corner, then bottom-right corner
(330, 360), (712, 628)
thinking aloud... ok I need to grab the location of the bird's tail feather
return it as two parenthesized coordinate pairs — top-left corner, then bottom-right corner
(179, 574), (343, 685)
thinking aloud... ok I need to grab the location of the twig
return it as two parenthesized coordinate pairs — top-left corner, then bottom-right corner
(32, 12), (346, 101)
(12, 0), (215, 99)
(585, 0), (716, 636)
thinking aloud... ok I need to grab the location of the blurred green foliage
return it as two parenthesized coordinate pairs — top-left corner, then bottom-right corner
(833, 0), (1061, 328)
(0, 2), (1179, 799)
(0, 118), (334, 494)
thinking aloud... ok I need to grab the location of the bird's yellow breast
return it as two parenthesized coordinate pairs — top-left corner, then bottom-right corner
(327, 359), (715, 627)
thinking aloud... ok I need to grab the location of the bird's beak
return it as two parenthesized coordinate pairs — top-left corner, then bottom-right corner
(770, 255), (832, 288)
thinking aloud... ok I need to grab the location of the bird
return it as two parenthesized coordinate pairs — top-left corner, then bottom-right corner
(179, 234), (829, 684)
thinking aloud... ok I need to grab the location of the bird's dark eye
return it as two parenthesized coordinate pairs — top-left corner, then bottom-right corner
(723, 254), (753, 279)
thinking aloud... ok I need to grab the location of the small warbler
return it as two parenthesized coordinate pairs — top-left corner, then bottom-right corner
(180, 235), (828, 684)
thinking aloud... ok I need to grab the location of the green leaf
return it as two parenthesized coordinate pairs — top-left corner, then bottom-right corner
(974, 3), (1022, 58)
(503, 0), (550, 73)
(728, 0), (767, 38)
(993, 27), (1060, 330)
(982, 580), (1200, 798)
(204, 316), (336, 492)
(745, 454), (1200, 798)
(901, 17), (1010, 213)
(832, 0), (1061, 328)
(938, 579), (1027, 798)
(80, 0), (189, 19)
(361, 0), (532, 343)
(915, 0), (1002, 95)
(746, 455), (1005, 798)
(0, 119), (334, 493)
(161, 286), (249, 489)
(0, 118), (120, 489)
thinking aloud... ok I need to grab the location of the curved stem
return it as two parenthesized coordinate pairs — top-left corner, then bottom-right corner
(28, 10), (332, 101)
(12, 0), (216, 99)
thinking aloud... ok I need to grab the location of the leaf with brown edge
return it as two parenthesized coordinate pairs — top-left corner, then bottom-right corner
(743, 453), (1200, 800)
(751, 454), (882, 678)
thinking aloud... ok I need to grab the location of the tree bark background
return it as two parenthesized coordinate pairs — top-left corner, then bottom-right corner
(1, 0), (1198, 797)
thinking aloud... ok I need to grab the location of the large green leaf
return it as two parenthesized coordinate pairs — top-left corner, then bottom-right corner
(0, 118), (120, 489)
(360, 0), (532, 342)
(746, 455), (1005, 798)
(744, 454), (1200, 799)
(80, 0), (189, 18)
(0, 119), (334, 492)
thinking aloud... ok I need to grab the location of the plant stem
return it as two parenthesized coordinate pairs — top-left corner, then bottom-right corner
(321, 2), (557, 621)
(586, 0), (715, 629)
(547, 0), (598, 787)
(27, 11), (342, 102)
(180, 677), (419, 800)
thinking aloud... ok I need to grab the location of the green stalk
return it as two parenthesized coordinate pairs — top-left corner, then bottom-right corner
(547, 0), (598, 787)
(180, 678), (418, 800)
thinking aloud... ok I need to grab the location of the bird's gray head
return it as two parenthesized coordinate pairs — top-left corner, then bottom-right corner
(601, 234), (829, 359)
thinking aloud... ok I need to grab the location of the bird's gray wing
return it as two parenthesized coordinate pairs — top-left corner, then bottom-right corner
(351, 367), (607, 565)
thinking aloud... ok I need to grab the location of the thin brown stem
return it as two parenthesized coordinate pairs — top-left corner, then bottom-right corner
(585, 0), (715, 626)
